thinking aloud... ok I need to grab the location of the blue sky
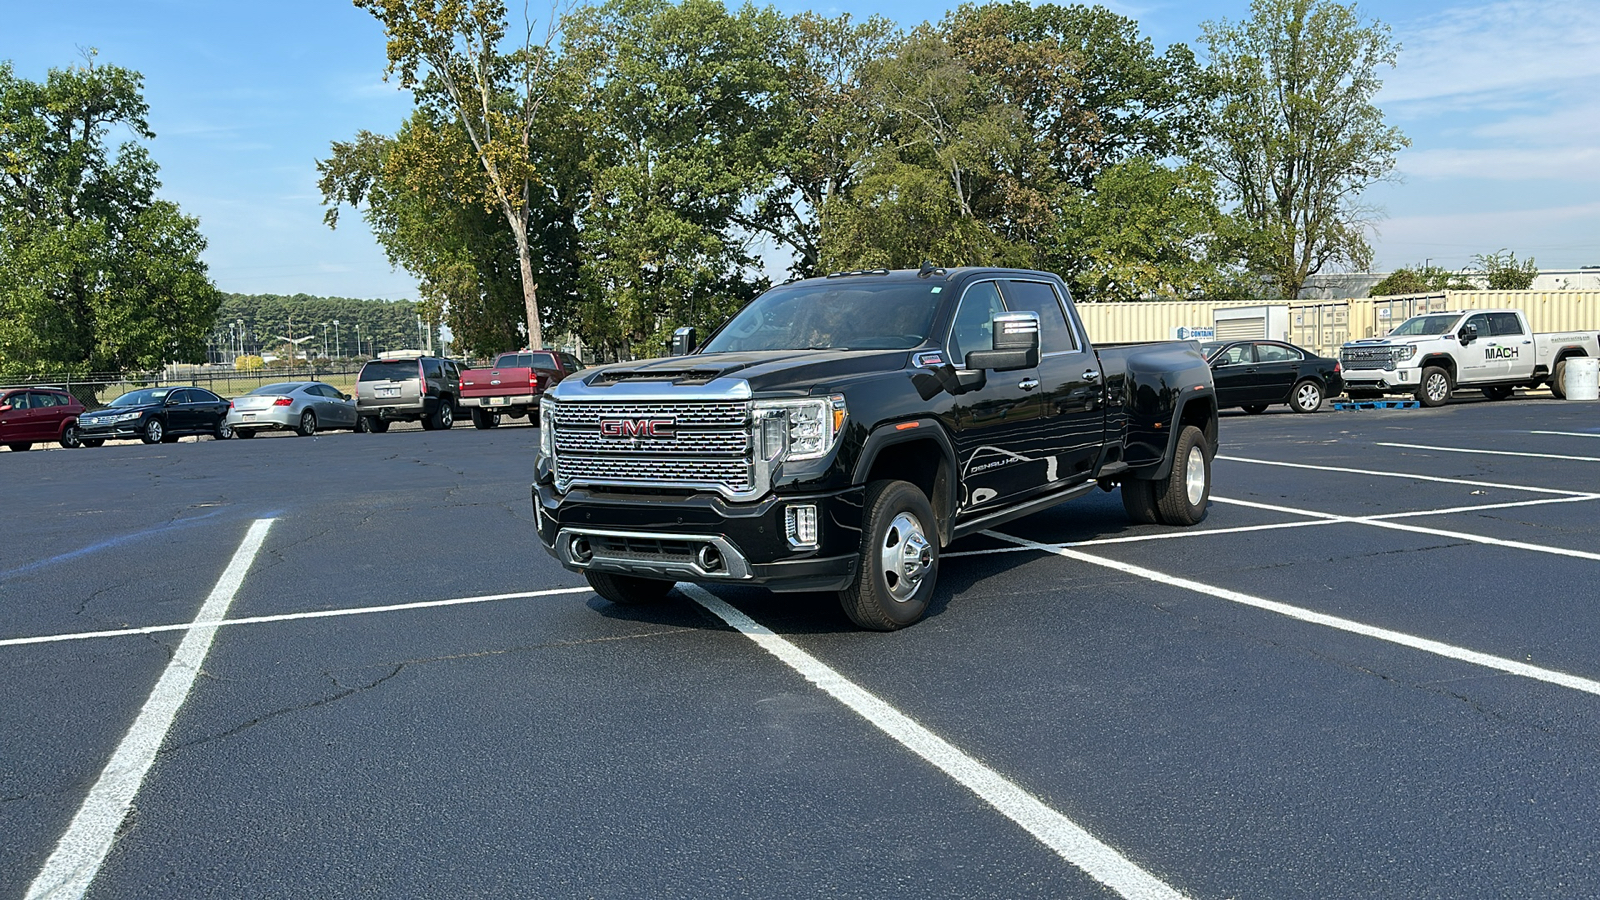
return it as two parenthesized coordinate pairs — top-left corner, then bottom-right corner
(7, 0), (1597, 300)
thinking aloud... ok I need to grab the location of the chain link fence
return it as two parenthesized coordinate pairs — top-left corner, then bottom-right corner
(1, 364), (368, 408)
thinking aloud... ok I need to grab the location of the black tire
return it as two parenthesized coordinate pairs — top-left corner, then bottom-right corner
(1121, 477), (1161, 524)
(368, 418), (390, 434)
(214, 421), (234, 440)
(471, 407), (499, 429)
(356, 416), (374, 433)
(235, 428), (257, 439)
(585, 571), (675, 606)
(430, 399), (454, 430)
(59, 424), (83, 449)
(1551, 360), (1569, 400)
(81, 438), (104, 448)
(1416, 366), (1452, 408)
(1155, 425), (1211, 526)
(141, 418), (165, 444)
(296, 410), (317, 437)
(1242, 404), (1268, 415)
(1483, 385), (1514, 401)
(838, 480), (939, 631)
(7, 442), (32, 452)
(1289, 380), (1323, 413)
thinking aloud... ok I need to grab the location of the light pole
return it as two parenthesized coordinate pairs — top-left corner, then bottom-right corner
(354, 324), (363, 358)
(332, 320), (341, 359)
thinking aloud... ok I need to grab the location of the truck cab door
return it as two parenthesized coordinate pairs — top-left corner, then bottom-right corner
(999, 278), (1103, 488)
(1457, 313), (1496, 384)
(1486, 312), (1530, 379)
(942, 280), (1046, 512)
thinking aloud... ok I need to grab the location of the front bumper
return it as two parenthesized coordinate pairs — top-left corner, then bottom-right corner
(534, 481), (864, 593)
(1341, 368), (1418, 391)
(76, 417), (146, 438)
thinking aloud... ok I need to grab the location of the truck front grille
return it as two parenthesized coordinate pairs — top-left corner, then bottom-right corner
(1341, 347), (1396, 370)
(550, 401), (754, 496)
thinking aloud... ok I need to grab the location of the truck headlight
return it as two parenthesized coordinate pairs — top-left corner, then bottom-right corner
(753, 395), (846, 461)
(538, 397), (555, 459)
(1393, 346), (1417, 362)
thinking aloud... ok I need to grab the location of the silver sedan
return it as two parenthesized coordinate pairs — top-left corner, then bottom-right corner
(226, 381), (366, 437)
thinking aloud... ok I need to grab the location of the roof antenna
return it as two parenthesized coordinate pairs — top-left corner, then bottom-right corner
(918, 260), (945, 278)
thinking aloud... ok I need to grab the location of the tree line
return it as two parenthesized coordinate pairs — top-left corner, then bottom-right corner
(214, 293), (432, 363)
(322, 0), (1410, 360)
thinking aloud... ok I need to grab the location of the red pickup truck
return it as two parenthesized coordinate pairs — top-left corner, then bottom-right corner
(458, 350), (585, 428)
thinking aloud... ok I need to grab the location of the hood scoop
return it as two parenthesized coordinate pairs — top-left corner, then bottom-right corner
(590, 368), (726, 387)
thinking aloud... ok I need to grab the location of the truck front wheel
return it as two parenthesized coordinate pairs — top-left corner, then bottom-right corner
(585, 571), (674, 605)
(839, 480), (939, 631)
(1155, 425), (1211, 526)
(1417, 367), (1452, 407)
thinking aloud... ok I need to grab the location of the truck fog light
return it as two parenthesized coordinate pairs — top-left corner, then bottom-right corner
(570, 536), (593, 564)
(786, 504), (819, 549)
(696, 544), (724, 573)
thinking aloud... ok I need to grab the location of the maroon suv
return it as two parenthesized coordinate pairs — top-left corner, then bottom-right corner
(0, 388), (86, 450)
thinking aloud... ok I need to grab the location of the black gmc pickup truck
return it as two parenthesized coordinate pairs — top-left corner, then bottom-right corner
(533, 266), (1218, 629)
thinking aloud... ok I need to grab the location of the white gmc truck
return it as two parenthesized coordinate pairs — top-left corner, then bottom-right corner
(1339, 309), (1599, 407)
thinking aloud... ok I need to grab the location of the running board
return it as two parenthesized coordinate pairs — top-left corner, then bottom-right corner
(951, 481), (1099, 542)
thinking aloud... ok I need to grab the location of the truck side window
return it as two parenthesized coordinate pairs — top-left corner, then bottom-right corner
(1489, 312), (1524, 336)
(1463, 314), (1490, 337)
(1001, 280), (1077, 352)
(948, 281), (1006, 366)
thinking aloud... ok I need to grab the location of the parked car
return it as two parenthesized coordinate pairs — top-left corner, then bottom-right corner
(1339, 309), (1600, 406)
(0, 387), (86, 450)
(458, 349), (585, 428)
(227, 381), (364, 438)
(77, 387), (233, 445)
(355, 352), (460, 432)
(1200, 340), (1344, 414)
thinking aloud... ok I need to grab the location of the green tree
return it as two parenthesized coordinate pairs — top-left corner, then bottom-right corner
(566, 0), (789, 357)
(1470, 249), (1538, 290)
(1198, 0), (1408, 300)
(350, 0), (565, 350)
(1367, 263), (1473, 296)
(0, 56), (219, 377)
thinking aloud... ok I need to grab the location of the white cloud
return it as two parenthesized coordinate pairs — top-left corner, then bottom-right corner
(1399, 146), (1600, 181)
(1380, 0), (1600, 108)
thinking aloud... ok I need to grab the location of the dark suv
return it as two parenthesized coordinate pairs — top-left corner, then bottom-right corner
(356, 352), (461, 432)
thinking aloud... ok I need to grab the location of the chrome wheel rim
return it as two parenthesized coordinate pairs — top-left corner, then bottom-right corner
(302, 413), (315, 435)
(148, 421), (162, 441)
(441, 406), (453, 427)
(1426, 374), (1448, 402)
(1296, 383), (1320, 410)
(218, 422), (232, 439)
(879, 511), (933, 603)
(1185, 446), (1206, 506)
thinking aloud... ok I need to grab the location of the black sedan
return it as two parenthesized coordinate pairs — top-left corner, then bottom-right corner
(1199, 340), (1344, 414)
(77, 387), (234, 444)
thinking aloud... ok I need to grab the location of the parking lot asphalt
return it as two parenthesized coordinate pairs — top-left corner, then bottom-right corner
(5, 399), (1600, 899)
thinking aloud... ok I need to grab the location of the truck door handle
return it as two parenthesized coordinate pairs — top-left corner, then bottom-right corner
(1018, 378), (1040, 391)
(1083, 370), (1100, 382)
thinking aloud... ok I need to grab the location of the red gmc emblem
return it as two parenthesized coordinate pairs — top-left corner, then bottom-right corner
(599, 418), (676, 438)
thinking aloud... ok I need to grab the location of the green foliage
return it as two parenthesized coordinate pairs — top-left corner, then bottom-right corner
(566, 0), (788, 357)
(1368, 264), (1474, 296)
(216, 293), (428, 359)
(234, 355), (265, 372)
(1199, 0), (1408, 300)
(1470, 250), (1538, 290)
(0, 56), (220, 378)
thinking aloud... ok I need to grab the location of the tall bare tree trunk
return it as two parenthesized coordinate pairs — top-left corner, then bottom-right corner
(508, 216), (543, 350)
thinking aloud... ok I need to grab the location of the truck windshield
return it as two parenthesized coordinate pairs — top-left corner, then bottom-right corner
(702, 281), (943, 353)
(1388, 314), (1460, 336)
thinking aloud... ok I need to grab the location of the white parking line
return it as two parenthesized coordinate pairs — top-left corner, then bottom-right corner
(1211, 496), (1600, 563)
(1530, 431), (1600, 439)
(1217, 455), (1592, 496)
(0, 586), (594, 650)
(682, 584), (1188, 900)
(982, 531), (1600, 699)
(27, 519), (274, 900)
(1377, 442), (1600, 463)
(943, 519), (1336, 557)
